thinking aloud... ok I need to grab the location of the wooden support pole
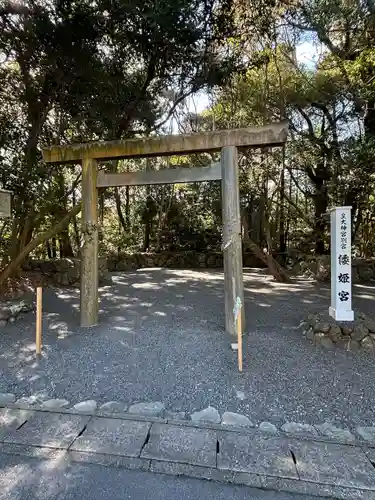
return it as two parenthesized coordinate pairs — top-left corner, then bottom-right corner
(36, 287), (42, 355)
(80, 157), (99, 327)
(237, 306), (243, 372)
(221, 146), (245, 336)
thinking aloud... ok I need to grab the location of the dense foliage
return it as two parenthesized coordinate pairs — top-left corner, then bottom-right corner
(1, 0), (375, 281)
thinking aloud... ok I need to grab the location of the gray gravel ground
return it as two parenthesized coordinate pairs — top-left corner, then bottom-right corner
(0, 268), (375, 427)
(0, 452), (328, 500)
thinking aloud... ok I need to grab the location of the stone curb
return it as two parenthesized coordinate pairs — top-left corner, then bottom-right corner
(232, 472), (375, 500)
(1, 406), (375, 500)
(69, 451), (151, 471)
(1, 402), (374, 448)
(72, 450), (375, 500)
(149, 460), (235, 483)
(0, 442), (67, 460)
(165, 418), (255, 434)
(0, 403), (168, 424)
(1, 440), (373, 500)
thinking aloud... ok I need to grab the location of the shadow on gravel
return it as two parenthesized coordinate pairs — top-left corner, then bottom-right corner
(0, 269), (375, 426)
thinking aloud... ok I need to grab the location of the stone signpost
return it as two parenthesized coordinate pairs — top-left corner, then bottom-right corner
(329, 206), (354, 321)
(0, 189), (11, 218)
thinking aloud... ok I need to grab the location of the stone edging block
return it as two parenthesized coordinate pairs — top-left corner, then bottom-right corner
(1, 408), (375, 500)
(1, 402), (375, 448)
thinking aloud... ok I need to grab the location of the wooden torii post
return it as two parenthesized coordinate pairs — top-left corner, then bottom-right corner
(43, 122), (288, 334)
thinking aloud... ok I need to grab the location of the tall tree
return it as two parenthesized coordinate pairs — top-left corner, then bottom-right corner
(0, 0), (245, 278)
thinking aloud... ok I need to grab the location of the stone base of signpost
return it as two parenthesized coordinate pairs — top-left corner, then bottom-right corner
(328, 307), (354, 322)
(301, 310), (375, 352)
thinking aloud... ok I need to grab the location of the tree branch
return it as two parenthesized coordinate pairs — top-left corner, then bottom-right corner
(0, 203), (82, 284)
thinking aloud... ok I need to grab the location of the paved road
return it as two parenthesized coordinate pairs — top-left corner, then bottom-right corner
(0, 452), (325, 500)
(1, 269), (375, 426)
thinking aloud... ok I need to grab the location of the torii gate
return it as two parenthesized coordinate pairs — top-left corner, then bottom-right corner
(43, 122), (288, 334)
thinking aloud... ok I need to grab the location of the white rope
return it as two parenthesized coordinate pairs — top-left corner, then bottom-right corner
(233, 296), (242, 321)
(221, 239), (232, 251)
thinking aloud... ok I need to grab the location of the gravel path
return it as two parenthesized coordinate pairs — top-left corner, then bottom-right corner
(0, 269), (374, 427)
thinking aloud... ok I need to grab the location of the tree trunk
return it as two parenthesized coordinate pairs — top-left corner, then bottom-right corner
(125, 186), (130, 228)
(5, 216), (20, 265)
(279, 152), (286, 255)
(242, 210), (290, 282)
(353, 205), (363, 247)
(99, 189), (105, 226)
(285, 167), (292, 247)
(72, 188), (81, 253)
(0, 204), (81, 286)
(51, 237), (57, 258)
(59, 227), (74, 257)
(312, 175), (328, 255)
(19, 217), (34, 254)
(244, 238), (290, 283)
(364, 99), (375, 139)
(143, 220), (151, 252)
(46, 240), (52, 259)
(114, 187), (127, 232)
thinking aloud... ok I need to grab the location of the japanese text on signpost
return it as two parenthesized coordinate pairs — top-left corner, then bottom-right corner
(329, 207), (354, 321)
